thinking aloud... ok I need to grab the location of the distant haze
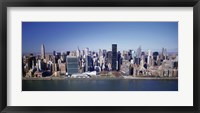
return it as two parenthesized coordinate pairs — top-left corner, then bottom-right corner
(22, 22), (178, 53)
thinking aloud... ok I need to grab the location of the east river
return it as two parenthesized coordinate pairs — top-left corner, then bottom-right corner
(22, 79), (178, 91)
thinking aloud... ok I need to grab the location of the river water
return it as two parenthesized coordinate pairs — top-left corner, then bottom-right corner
(22, 79), (178, 91)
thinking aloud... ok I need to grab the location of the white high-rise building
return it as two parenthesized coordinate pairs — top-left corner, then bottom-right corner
(38, 59), (41, 71)
(140, 56), (145, 68)
(136, 46), (141, 58)
(81, 50), (84, 56)
(76, 47), (80, 57)
(99, 56), (105, 66)
(36, 63), (39, 71)
(147, 50), (152, 65)
(85, 48), (89, 56)
(99, 49), (103, 57)
(41, 44), (45, 59)
(163, 48), (167, 59)
(32, 60), (35, 69)
(131, 50), (136, 58)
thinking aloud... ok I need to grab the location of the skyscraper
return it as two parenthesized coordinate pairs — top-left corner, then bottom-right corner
(76, 47), (80, 57)
(28, 54), (36, 70)
(98, 49), (103, 57)
(53, 51), (56, 56)
(41, 44), (45, 59)
(147, 50), (152, 65)
(112, 44), (117, 71)
(86, 55), (93, 72)
(117, 51), (121, 71)
(103, 49), (107, 58)
(153, 52), (159, 61)
(136, 46), (141, 58)
(85, 48), (89, 56)
(60, 63), (66, 75)
(107, 51), (112, 65)
(131, 50), (136, 59)
(67, 56), (78, 75)
(38, 59), (41, 71)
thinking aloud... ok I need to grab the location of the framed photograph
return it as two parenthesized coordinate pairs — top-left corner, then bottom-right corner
(0, 0), (200, 113)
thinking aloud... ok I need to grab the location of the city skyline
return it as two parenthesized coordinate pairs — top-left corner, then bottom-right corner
(22, 22), (178, 53)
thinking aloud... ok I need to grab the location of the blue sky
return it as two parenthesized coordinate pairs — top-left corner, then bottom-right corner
(22, 22), (178, 53)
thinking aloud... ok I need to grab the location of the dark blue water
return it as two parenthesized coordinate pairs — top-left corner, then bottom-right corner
(22, 79), (178, 91)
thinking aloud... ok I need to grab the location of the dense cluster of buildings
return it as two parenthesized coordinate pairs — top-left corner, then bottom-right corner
(22, 44), (178, 78)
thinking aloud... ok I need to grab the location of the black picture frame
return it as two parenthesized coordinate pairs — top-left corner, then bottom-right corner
(0, 0), (200, 113)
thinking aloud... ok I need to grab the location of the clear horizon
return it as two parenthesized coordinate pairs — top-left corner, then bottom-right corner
(22, 48), (178, 55)
(22, 22), (178, 53)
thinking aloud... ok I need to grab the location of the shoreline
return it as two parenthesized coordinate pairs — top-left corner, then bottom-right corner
(22, 76), (178, 80)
